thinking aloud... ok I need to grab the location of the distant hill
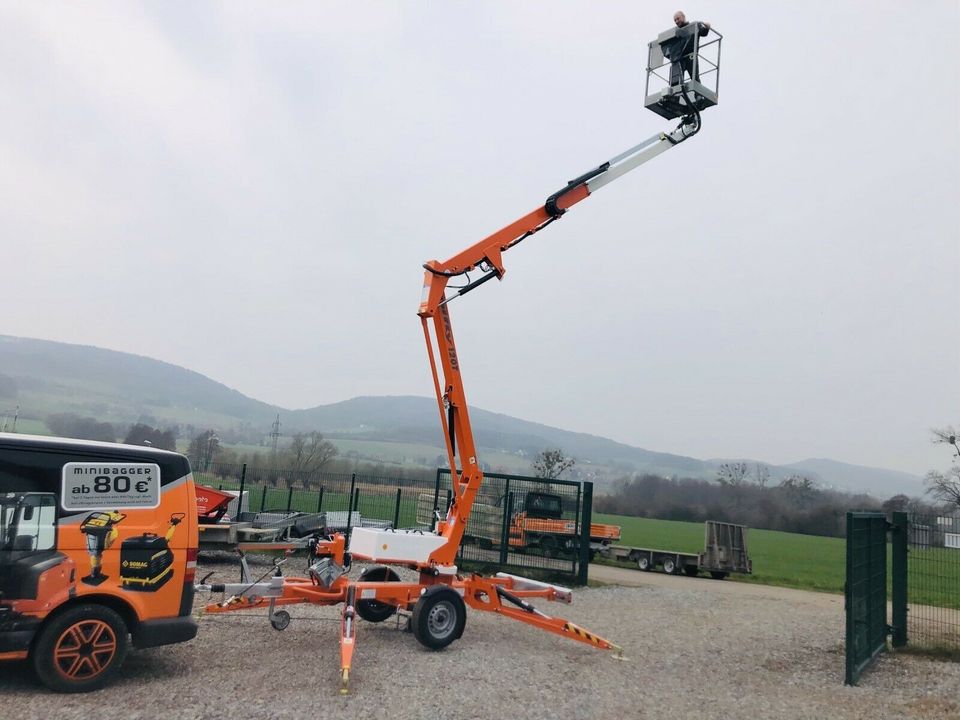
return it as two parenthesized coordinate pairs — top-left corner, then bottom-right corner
(0, 334), (925, 497)
(783, 458), (927, 499)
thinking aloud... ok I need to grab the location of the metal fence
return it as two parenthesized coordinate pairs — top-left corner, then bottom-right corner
(195, 461), (592, 584)
(903, 511), (960, 653)
(195, 461), (436, 530)
(431, 469), (593, 585)
(845, 511), (959, 684)
(845, 512), (889, 685)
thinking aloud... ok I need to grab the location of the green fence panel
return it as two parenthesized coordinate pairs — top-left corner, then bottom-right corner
(845, 512), (889, 685)
(435, 468), (589, 585)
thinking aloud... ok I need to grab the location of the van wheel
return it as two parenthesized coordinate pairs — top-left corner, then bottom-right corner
(33, 604), (129, 693)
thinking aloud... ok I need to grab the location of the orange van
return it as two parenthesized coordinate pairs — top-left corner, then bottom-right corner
(0, 433), (199, 691)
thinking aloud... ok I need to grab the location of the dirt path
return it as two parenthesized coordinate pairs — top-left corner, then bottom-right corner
(589, 563), (843, 609)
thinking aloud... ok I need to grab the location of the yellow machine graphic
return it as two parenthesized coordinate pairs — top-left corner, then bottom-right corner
(78, 511), (127, 586)
(119, 513), (184, 592)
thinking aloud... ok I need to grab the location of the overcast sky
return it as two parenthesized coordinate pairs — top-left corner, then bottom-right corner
(1, 2), (957, 476)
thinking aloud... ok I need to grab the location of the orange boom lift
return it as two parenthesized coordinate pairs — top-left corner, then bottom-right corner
(199, 27), (720, 691)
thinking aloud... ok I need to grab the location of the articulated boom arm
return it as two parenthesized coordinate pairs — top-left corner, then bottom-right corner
(419, 119), (701, 566)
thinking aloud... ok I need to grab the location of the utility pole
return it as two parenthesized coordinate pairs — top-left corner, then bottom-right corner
(270, 414), (281, 480)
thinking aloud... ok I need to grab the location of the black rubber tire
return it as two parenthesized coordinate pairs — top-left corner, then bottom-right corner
(636, 555), (652, 571)
(270, 610), (291, 631)
(539, 536), (559, 558)
(683, 566), (699, 577)
(662, 558), (678, 575)
(709, 571), (729, 580)
(411, 586), (466, 650)
(356, 566), (401, 623)
(32, 604), (129, 693)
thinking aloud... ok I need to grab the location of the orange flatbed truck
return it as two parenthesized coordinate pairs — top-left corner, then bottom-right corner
(0, 433), (199, 692)
(463, 490), (621, 558)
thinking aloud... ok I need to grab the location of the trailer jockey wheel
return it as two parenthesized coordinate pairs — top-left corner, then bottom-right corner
(270, 610), (291, 631)
(356, 565), (402, 623)
(32, 604), (129, 693)
(411, 586), (466, 650)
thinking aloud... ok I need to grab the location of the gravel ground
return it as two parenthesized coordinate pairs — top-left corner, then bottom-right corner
(2, 556), (958, 720)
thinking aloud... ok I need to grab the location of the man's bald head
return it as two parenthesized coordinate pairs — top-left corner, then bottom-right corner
(674, 11), (686, 26)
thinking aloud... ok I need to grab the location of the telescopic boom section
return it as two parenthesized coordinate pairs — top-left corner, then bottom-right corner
(419, 120), (700, 566)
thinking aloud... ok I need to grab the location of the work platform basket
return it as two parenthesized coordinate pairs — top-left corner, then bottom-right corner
(644, 23), (722, 120)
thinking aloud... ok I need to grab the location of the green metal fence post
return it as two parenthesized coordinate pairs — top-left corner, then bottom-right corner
(845, 511), (856, 685)
(393, 488), (402, 529)
(237, 463), (247, 514)
(577, 482), (593, 586)
(499, 486), (513, 566)
(891, 511), (908, 648)
(286, 486), (294, 512)
(317, 486), (324, 513)
(432, 469), (442, 532)
(260, 485), (268, 512)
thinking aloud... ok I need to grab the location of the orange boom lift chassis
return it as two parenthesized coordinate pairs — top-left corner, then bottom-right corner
(199, 67), (715, 693)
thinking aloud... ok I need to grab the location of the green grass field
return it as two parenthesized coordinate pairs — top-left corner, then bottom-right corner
(1, 417), (48, 434)
(595, 513), (960, 610)
(595, 513), (847, 593)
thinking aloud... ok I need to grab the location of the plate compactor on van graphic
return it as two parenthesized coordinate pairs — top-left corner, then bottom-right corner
(0, 434), (199, 692)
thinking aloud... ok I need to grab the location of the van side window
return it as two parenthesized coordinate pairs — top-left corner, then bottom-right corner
(0, 451), (60, 495)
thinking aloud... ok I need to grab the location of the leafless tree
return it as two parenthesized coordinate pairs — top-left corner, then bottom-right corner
(926, 426), (960, 508)
(716, 461), (750, 487)
(532, 449), (575, 479)
(286, 431), (338, 487)
(753, 463), (771, 488)
(778, 474), (816, 507)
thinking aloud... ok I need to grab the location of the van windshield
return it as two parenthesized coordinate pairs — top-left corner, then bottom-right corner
(1, 495), (19, 550)
(0, 493), (57, 552)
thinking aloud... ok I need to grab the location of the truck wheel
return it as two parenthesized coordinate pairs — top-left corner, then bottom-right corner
(636, 555), (652, 571)
(32, 604), (129, 693)
(356, 566), (401, 623)
(539, 536), (559, 558)
(709, 571), (729, 580)
(411, 586), (466, 650)
(683, 567), (699, 577)
(662, 558), (678, 575)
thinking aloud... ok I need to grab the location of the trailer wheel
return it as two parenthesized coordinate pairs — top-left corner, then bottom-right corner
(636, 555), (652, 571)
(662, 557), (678, 574)
(411, 586), (466, 650)
(32, 604), (129, 693)
(709, 571), (729, 580)
(356, 566), (401, 623)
